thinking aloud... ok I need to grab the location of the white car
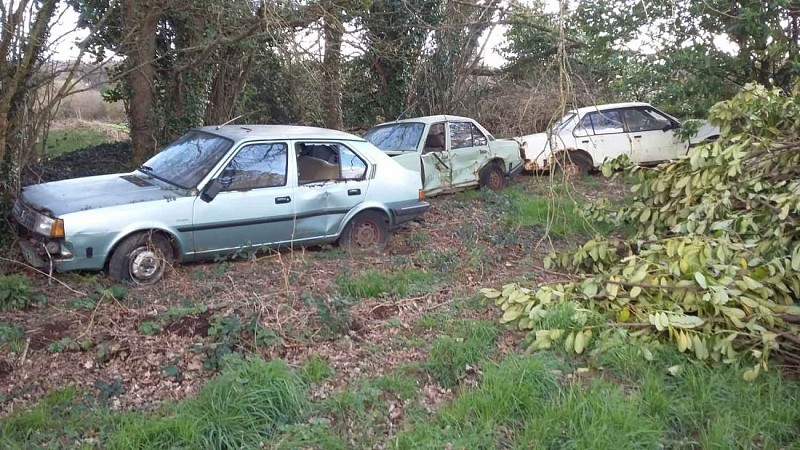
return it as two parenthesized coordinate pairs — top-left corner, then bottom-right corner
(518, 102), (720, 174)
(364, 116), (524, 196)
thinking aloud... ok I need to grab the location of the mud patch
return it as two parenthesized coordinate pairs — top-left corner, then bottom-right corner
(26, 320), (74, 351)
(162, 310), (213, 338)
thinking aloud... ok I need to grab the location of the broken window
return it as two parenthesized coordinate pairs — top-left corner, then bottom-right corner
(220, 142), (287, 191)
(296, 143), (367, 183)
(449, 122), (488, 149)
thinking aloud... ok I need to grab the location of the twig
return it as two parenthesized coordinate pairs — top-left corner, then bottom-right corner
(18, 338), (30, 368)
(0, 256), (87, 296)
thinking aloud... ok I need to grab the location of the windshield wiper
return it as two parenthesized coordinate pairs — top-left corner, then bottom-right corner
(138, 165), (153, 173)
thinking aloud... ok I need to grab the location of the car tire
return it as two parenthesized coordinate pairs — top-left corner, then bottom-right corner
(479, 163), (506, 191)
(108, 232), (174, 285)
(339, 210), (388, 252)
(553, 151), (592, 177)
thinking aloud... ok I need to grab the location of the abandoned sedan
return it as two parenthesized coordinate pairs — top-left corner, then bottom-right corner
(519, 102), (720, 174)
(363, 116), (524, 196)
(12, 125), (429, 284)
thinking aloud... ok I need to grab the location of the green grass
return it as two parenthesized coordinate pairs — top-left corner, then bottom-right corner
(40, 129), (109, 157)
(299, 354), (335, 384)
(425, 319), (500, 387)
(0, 357), (306, 449)
(507, 194), (615, 239)
(336, 268), (433, 299)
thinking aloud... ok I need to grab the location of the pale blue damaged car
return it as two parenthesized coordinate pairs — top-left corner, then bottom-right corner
(12, 125), (429, 284)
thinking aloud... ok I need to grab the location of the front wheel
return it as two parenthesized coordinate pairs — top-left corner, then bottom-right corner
(479, 163), (506, 191)
(339, 211), (389, 252)
(108, 232), (174, 285)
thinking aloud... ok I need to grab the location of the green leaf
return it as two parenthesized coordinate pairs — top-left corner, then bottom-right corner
(694, 272), (708, 289)
(574, 330), (586, 354)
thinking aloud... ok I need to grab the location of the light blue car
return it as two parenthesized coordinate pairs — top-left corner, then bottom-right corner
(13, 125), (429, 284)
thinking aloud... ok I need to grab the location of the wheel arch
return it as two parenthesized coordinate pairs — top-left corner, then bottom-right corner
(335, 204), (391, 237)
(103, 228), (182, 270)
(552, 148), (595, 168)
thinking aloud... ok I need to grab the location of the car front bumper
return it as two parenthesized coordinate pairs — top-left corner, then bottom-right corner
(389, 200), (430, 227)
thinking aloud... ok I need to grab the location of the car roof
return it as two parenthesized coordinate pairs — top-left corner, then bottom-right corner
(374, 115), (475, 127)
(572, 102), (652, 115)
(196, 125), (366, 142)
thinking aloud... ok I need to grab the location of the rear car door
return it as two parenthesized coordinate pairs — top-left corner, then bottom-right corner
(621, 107), (686, 163)
(293, 141), (370, 239)
(573, 110), (632, 164)
(448, 121), (490, 186)
(190, 141), (295, 254)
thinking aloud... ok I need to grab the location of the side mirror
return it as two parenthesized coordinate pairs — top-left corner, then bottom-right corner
(662, 122), (678, 132)
(201, 179), (223, 203)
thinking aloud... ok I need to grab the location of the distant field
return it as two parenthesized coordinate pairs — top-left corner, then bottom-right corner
(39, 120), (129, 157)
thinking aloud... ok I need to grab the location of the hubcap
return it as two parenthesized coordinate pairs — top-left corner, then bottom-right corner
(353, 221), (379, 249)
(129, 247), (162, 282)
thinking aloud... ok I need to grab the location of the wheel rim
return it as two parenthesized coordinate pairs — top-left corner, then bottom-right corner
(352, 220), (380, 249)
(129, 247), (163, 283)
(564, 162), (580, 177)
(487, 169), (503, 191)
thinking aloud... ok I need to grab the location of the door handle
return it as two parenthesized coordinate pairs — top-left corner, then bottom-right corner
(581, 140), (589, 144)
(347, 188), (361, 196)
(275, 196), (291, 204)
(479, 149), (489, 154)
(633, 135), (642, 139)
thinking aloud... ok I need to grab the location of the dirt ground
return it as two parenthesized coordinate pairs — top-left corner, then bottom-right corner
(1, 154), (629, 415)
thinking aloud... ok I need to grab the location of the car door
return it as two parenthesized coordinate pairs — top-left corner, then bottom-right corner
(621, 107), (686, 163)
(293, 141), (370, 239)
(573, 110), (632, 164)
(448, 121), (489, 186)
(420, 122), (451, 190)
(190, 141), (295, 254)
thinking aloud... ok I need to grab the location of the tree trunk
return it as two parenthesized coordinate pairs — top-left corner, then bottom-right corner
(322, 11), (344, 130)
(123, 0), (160, 167)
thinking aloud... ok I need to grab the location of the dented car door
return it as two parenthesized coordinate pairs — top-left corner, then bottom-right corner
(447, 121), (489, 186)
(292, 141), (370, 239)
(420, 122), (451, 190)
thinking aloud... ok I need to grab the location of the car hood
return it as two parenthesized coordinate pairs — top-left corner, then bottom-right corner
(20, 173), (189, 217)
(693, 121), (720, 143)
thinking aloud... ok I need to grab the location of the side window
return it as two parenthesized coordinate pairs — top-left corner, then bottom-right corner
(584, 111), (624, 135)
(623, 108), (672, 132)
(471, 124), (488, 146)
(220, 143), (287, 191)
(296, 142), (367, 183)
(449, 122), (474, 149)
(574, 114), (594, 136)
(339, 146), (367, 180)
(423, 123), (446, 153)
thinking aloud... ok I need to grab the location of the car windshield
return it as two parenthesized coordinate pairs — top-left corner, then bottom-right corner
(363, 123), (425, 152)
(140, 131), (233, 189)
(552, 113), (576, 132)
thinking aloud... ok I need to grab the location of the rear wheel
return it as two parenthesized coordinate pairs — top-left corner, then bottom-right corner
(339, 211), (389, 252)
(552, 151), (592, 177)
(108, 232), (174, 285)
(479, 163), (505, 191)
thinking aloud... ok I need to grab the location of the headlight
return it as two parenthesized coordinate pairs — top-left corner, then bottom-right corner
(33, 215), (65, 238)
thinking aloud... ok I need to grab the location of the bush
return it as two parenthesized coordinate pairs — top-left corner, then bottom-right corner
(0, 275), (34, 311)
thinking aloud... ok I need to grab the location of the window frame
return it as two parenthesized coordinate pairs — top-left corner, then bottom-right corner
(621, 107), (674, 133)
(573, 109), (627, 137)
(448, 121), (481, 150)
(294, 141), (369, 184)
(217, 141), (289, 192)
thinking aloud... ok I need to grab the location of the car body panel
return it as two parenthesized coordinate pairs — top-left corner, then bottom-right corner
(518, 102), (720, 170)
(12, 125), (429, 276)
(364, 115), (524, 195)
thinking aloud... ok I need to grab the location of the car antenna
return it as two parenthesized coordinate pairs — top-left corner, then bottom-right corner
(216, 114), (245, 130)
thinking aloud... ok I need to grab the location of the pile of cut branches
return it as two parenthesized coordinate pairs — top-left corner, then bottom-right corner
(484, 84), (800, 378)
